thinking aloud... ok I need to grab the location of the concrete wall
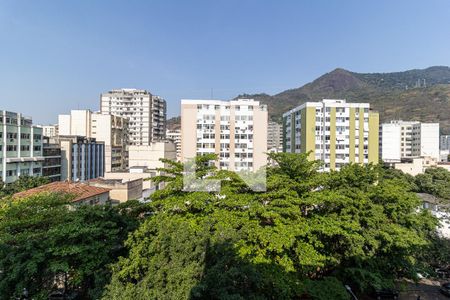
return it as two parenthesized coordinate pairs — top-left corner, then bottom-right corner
(129, 142), (176, 169)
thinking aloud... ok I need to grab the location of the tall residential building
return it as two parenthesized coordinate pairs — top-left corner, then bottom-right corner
(441, 135), (450, 150)
(181, 99), (268, 172)
(282, 99), (379, 171)
(57, 135), (105, 182)
(1, 111), (44, 183)
(100, 89), (166, 145)
(380, 120), (440, 162)
(40, 124), (59, 138)
(166, 129), (181, 161)
(267, 121), (283, 152)
(58, 110), (128, 172)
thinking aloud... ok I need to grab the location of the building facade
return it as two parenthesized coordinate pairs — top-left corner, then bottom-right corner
(42, 136), (62, 182)
(58, 110), (128, 172)
(166, 129), (181, 161)
(100, 89), (166, 145)
(181, 99), (268, 172)
(57, 136), (105, 182)
(1, 111), (44, 183)
(282, 99), (379, 171)
(41, 124), (59, 138)
(380, 120), (440, 162)
(128, 142), (176, 169)
(267, 121), (283, 152)
(441, 135), (450, 151)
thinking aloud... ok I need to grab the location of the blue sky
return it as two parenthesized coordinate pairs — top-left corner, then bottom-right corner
(0, 0), (450, 124)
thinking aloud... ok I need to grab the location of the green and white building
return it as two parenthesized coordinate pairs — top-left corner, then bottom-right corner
(1, 110), (44, 183)
(282, 99), (379, 171)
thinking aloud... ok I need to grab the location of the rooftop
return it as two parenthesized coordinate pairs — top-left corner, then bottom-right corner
(13, 181), (110, 202)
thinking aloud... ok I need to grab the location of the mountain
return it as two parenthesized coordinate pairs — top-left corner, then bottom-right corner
(236, 66), (450, 133)
(167, 66), (450, 133)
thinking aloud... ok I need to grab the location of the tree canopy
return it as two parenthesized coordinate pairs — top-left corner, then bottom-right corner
(103, 153), (438, 299)
(0, 194), (143, 299)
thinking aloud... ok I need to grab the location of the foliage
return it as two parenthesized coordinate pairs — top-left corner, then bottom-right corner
(0, 192), (142, 299)
(0, 175), (49, 198)
(104, 153), (437, 299)
(415, 167), (450, 200)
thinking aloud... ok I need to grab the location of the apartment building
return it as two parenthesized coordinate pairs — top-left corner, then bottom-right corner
(282, 99), (379, 171)
(58, 110), (128, 172)
(100, 89), (166, 145)
(380, 120), (440, 162)
(57, 135), (105, 182)
(441, 135), (450, 151)
(267, 121), (283, 152)
(166, 129), (181, 161)
(181, 99), (268, 172)
(1, 110), (44, 183)
(129, 141), (176, 169)
(42, 136), (62, 182)
(40, 124), (59, 138)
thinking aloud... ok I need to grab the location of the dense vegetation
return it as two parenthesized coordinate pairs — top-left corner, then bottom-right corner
(0, 175), (49, 198)
(0, 194), (147, 299)
(103, 153), (439, 299)
(1, 155), (449, 299)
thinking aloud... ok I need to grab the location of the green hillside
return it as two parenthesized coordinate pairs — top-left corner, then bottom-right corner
(168, 66), (450, 133)
(237, 66), (450, 133)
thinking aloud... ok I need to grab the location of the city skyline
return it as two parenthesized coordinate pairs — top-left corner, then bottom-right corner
(1, 0), (450, 124)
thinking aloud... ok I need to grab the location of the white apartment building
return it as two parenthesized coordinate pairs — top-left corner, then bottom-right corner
(40, 124), (59, 138)
(58, 110), (128, 172)
(166, 129), (181, 161)
(380, 120), (440, 162)
(283, 99), (379, 172)
(181, 99), (268, 172)
(267, 121), (283, 152)
(1, 111), (44, 183)
(441, 135), (450, 150)
(100, 89), (166, 145)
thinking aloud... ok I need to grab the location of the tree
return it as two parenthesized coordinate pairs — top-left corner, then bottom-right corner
(0, 192), (141, 299)
(0, 175), (49, 198)
(415, 167), (450, 200)
(104, 153), (437, 299)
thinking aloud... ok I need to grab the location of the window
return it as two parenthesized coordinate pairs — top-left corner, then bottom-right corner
(6, 170), (17, 177)
(7, 145), (17, 151)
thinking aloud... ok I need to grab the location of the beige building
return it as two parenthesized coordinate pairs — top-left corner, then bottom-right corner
(100, 89), (166, 145)
(58, 110), (128, 172)
(181, 99), (268, 172)
(104, 167), (162, 199)
(88, 178), (143, 203)
(128, 141), (176, 169)
(393, 156), (450, 176)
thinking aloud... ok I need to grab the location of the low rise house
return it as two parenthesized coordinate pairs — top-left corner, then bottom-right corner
(393, 156), (450, 176)
(13, 181), (110, 205)
(88, 178), (143, 203)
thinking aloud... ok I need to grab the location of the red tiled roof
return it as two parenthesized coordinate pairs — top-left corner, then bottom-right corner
(13, 181), (110, 202)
